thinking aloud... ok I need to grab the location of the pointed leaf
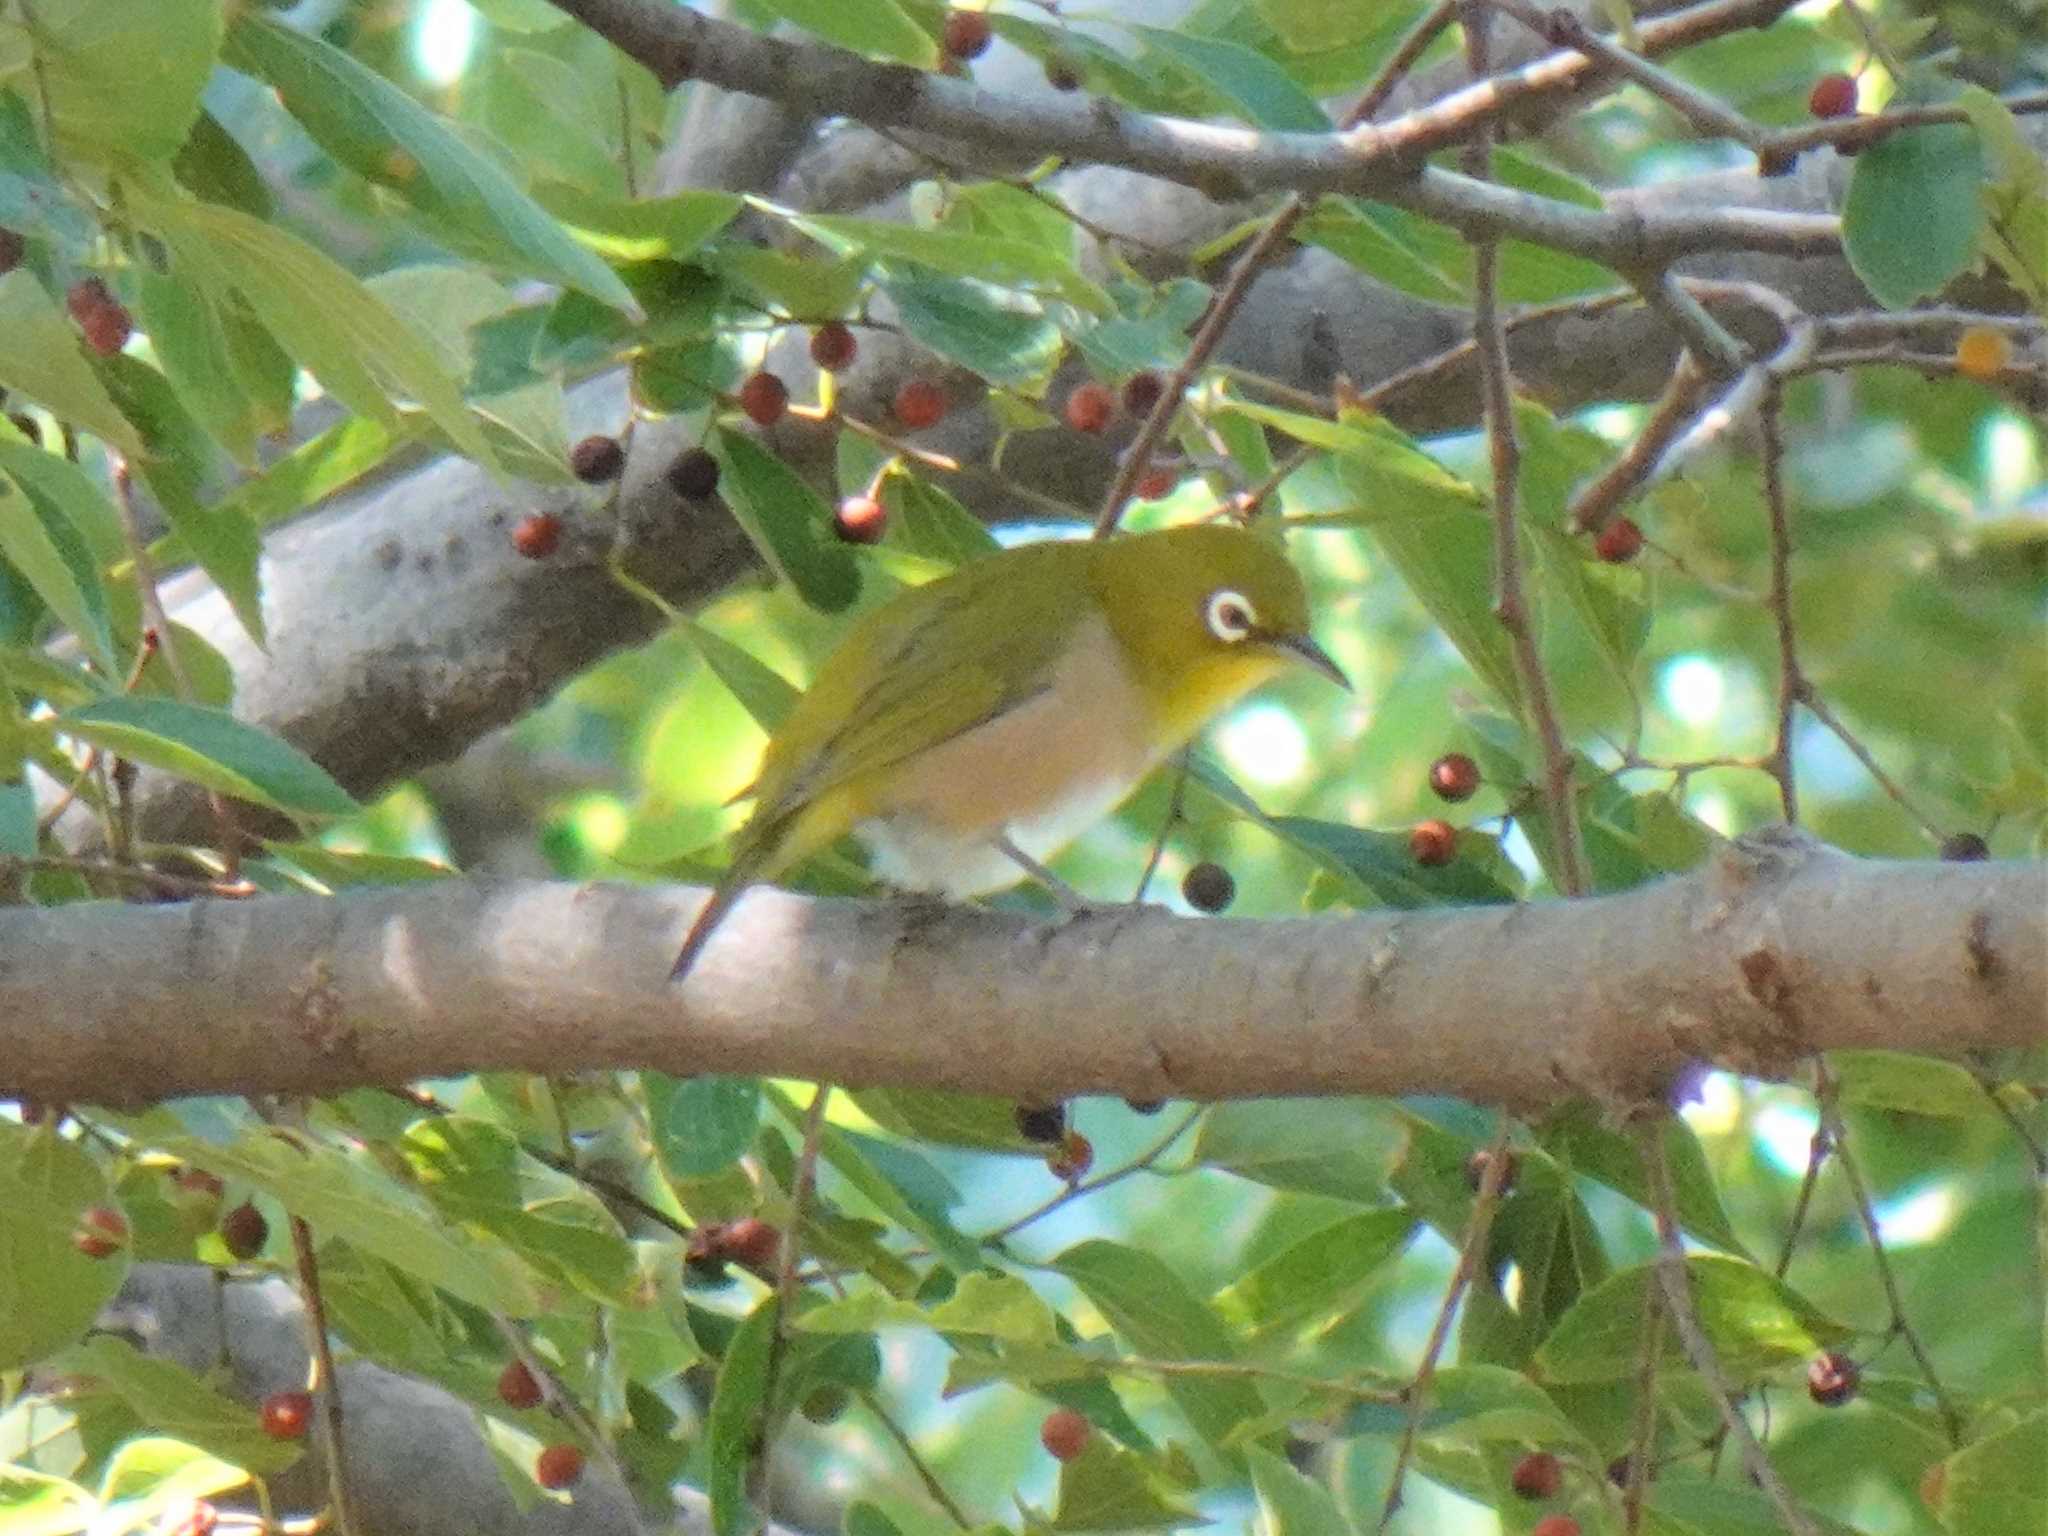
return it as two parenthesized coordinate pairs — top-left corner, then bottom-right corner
(56, 697), (356, 818)
(710, 427), (862, 614)
(0, 272), (145, 457)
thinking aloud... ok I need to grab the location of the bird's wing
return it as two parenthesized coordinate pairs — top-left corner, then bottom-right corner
(750, 544), (1092, 825)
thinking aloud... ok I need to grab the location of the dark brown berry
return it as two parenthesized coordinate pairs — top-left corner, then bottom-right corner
(512, 512), (563, 560)
(220, 1200), (269, 1261)
(1429, 752), (1481, 803)
(1135, 465), (1178, 501)
(809, 321), (858, 371)
(893, 377), (948, 430)
(737, 370), (788, 427)
(800, 1385), (850, 1424)
(498, 1359), (543, 1410)
(72, 1205), (128, 1259)
(1064, 381), (1115, 434)
(1410, 818), (1457, 867)
(1121, 370), (1165, 418)
(1511, 1450), (1563, 1500)
(260, 1390), (313, 1440)
(942, 9), (993, 61)
(720, 1217), (780, 1271)
(1594, 516), (1643, 563)
(173, 1167), (225, 1201)
(1124, 1098), (1165, 1115)
(535, 1442), (584, 1490)
(1045, 57), (1082, 91)
(665, 446), (720, 500)
(80, 301), (132, 356)
(1939, 832), (1989, 862)
(1465, 1147), (1519, 1198)
(684, 1225), (733, 1285)
(568, 434), (625, 483)
(1040, 1407), (1090, 1461)
(1015, 1102), (1066, 1144)
(1531, 1517), (1581, 1536)
(1807, 1351), (1860, 1407)
(66, 276), (113, 324)
(1047, 1131), (1092, 1183)
(1181, 860), (1235, 913)
(0, 228), (24, 275)
(834, 495), (887, 544)
(1807, 72), (1857, 119)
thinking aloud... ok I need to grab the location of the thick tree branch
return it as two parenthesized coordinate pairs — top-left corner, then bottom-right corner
(4, 830), (2040, 1111)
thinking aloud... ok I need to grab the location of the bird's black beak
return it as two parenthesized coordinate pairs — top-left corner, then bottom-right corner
(1275, 632), (1350, 691)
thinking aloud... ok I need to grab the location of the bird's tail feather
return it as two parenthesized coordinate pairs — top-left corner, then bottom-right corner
(669, 835), (772, 984)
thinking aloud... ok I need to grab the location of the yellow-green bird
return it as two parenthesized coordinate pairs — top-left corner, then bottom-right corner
(669, 521), (1346, 982)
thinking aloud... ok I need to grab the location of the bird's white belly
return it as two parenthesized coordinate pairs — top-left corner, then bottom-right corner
(854, 615), (1158, 896)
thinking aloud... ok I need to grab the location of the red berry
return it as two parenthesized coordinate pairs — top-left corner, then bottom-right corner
(163, 1500), (218, 1536)
(720, 1216), (780, 1271)
(893, 377), (948, 430)
(1594, 516), (1643, 563)
(72, 1205), (128, 1260)
(497, 1359), (543, 1410)
(0, 228), (24, 275)
(1807, 72), (1857, 119)
(66, 276), (113, 324)
(809, 321), (858, 371)
(174, 1167), (225, 1201)
(512, 512), (563, 560)
(1807, 1351), (1860, 1406)
(1064, 381), (1115, 434)
(834, 495), (888, 544)
(1939, 832), (1990, 861)
(1040, 1407), (1090, 1461)
(1410, 818), (1457, 867)
(1121, 370), (1165, 418)
(260, 1390), (313, 1440)
(737, 370), (788, 428)
(666, 446), (720, 500)
(220, 1200), (269, 1261)
(80, 301), (132, 356)
(1047, 1131), (1093, 1183)
(1181, 860), (1235, 913)
(535, 1442), (584, 1490)
(1429, 752), (1481, 803)
(1531, 1517), (1581, 1536)
(1015, 1103), (1066, 1144)
(569, 434), (625, 483)
(1135, 465), (1178, 501)
(942, 9), (993, 60)
(1511, 1450), (1563, 1499)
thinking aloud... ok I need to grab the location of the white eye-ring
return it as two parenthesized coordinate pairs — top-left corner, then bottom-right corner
(1204, 589), (1257, 643)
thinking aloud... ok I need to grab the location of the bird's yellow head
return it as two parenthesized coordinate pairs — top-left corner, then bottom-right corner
(1092, 523), (1346, 743)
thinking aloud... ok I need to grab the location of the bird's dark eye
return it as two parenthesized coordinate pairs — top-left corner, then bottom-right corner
(1204, 589), (1257, 642)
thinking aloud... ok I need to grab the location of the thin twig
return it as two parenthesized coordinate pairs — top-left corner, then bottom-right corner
(1567, 351), (1710, 533)
(1811, 1064), (1965, 1444)
(288, 1217), (359, 1536)
(0, 854), (257, 899)
(985, 1106), (1204, 1244)
(854, 1389), (975, 1530)
(1797, 687), (1945, 839)
(1644, 1123), (1820, 1536)
(756, 1083), (833, 1520)
(1374, 1122), (1515, 1533)
(1758, 381), (1799, 823)
(1622, 1271), (1666, 1533)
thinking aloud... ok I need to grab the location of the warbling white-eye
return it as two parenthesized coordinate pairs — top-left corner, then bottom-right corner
(669, 521), (1346, 981)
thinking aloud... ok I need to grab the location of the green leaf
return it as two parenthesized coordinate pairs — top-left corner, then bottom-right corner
(1844, 119), (1985, 309)
(223, 18), (636, 314)
(707, 1295), (778, 1536)
(1050, 1434), (1204, 1532)
(1245, 1443), (1352, 1535)
(96, 1438), (249, 1525)
(1828, 1050), (1994, 1118)
(128, 186), (496, 473)
(878, 476), (1001, 569)
(680, 619), (801, 734)
(129, 1127), (544, 1315)
(1052, 1239), (1264, 1448)
(533, 185), (743, 264)
(849, 1086), (1028, 1153)
(1298, 198), (1469, 305)
(797, 215), (1111, 315)
(399, 1117), (638, 1303)
(1212, 1209), (1416, 1337)
(136, 264), (265, 466)
(1539, 1102), (1749, 1257)
(1533, 1256), (1851, 1384)
(0, 1465), (93, 1536)
(1128, 27), (1332, 131)
(1270, 816), (1519, 908)
(55, 1336), (305, 1475)
(709, 427), (863, 614)
(0, 457), (117, 676)
(1956, 86), (2048, 311)
(647, 1074), (763, 1178)
(751, 0), (934, 64)
(1344, 1363), (1588, 1448)
(0, 1122), (127, 1369)
(1192, 1099), (1405, 1201)
(29, 0), (221, 163)
(173, 108), (274, 220)
(56, 697), (356, 819)
(0, 272), (146, 458)
(885, 276), (1064, 389)
(1936, 1408), (2048, 1536)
